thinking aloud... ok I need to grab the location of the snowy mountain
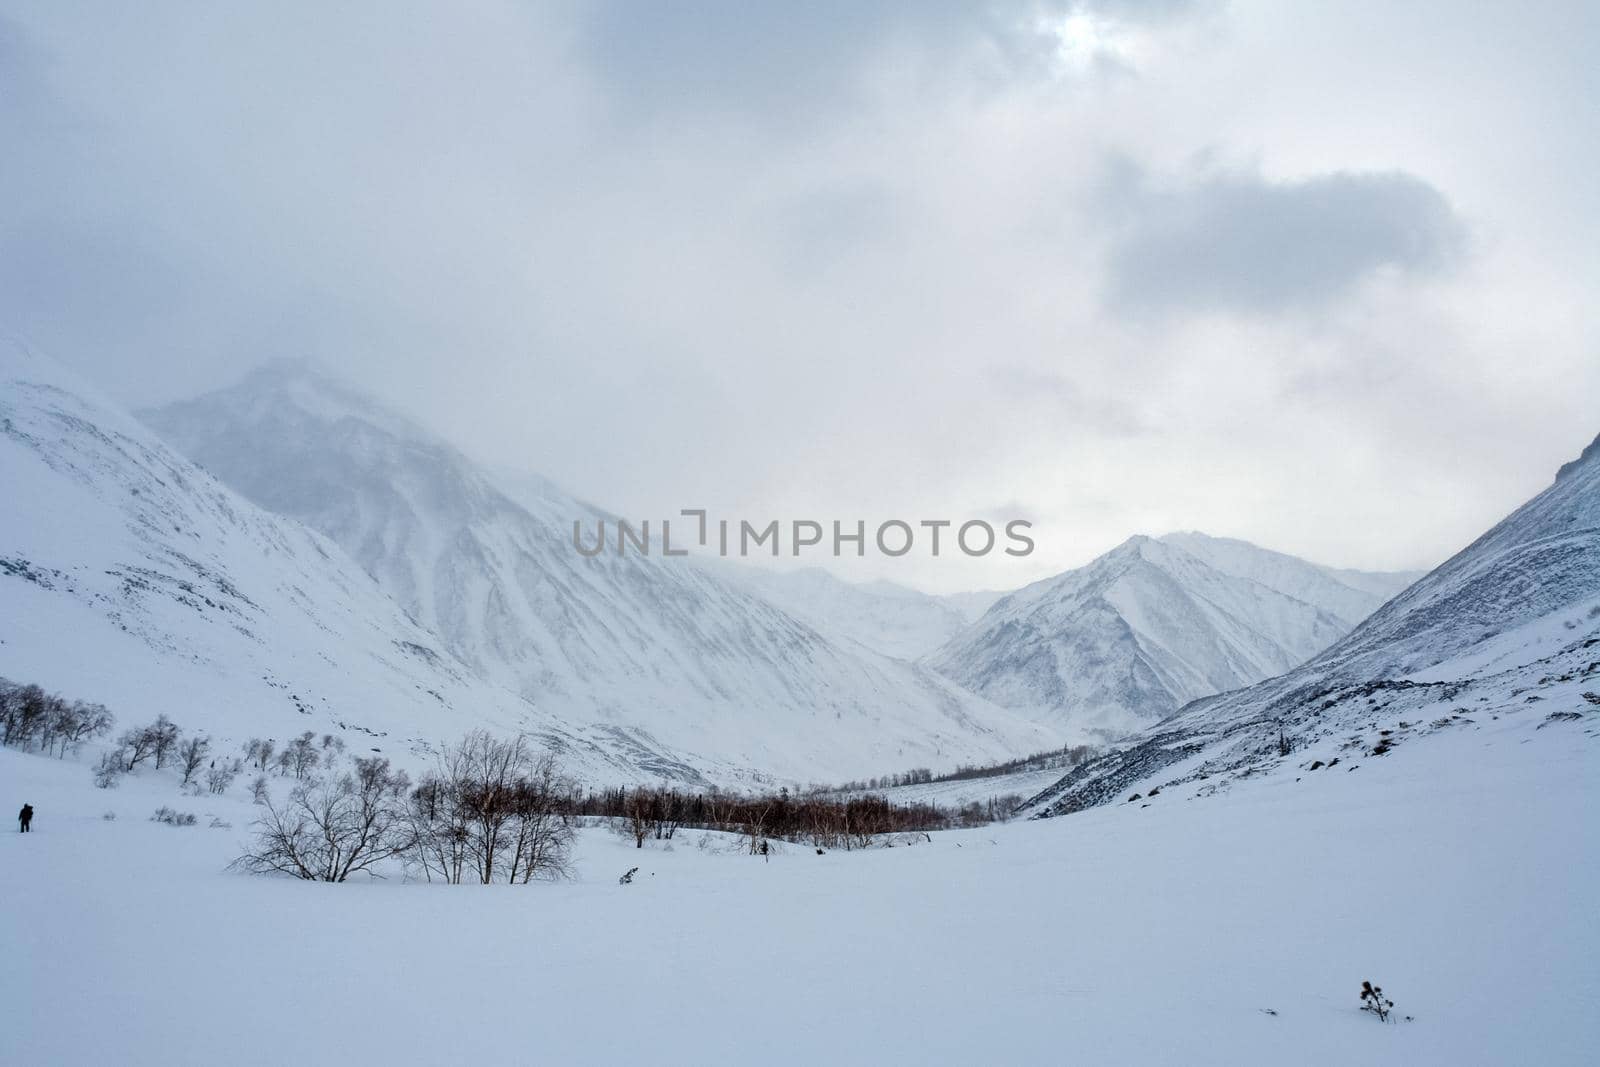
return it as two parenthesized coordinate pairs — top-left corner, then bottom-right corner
(1024, 433), (1600, 816)
(725, 566), (1003, 660)
(140, 361), (1059, 782)
(927, 533), (1420, 739)
(0, 340), (724, 783)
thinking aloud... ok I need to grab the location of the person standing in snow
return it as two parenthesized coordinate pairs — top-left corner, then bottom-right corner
(18, 803), (33, 832)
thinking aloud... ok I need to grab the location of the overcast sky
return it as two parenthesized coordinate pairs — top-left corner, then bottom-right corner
(4, 1), (1597, 592)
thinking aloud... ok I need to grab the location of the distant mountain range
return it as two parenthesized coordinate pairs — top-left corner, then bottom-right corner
(1023, 431), (1600, 816)
(927, 532), (1420, 739)
(17, 344), (1538, 791)
(0, 342), (694, 785)
(139, 360), (1058, 782)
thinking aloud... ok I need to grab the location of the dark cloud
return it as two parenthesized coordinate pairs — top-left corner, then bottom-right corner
(1102, 165), (1468, 314)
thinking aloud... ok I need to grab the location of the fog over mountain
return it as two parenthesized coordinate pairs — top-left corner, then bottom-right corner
(141, 360), (1059, 781)
(4, 2), (1596, 591)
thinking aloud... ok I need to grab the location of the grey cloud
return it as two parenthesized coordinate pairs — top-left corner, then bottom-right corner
(576, 1), (1201, 124)
(767, 183), (901, 277)
(1102, 165), (1468, 314)
(3, 1), (1592, 595)
(988, 366), (1151, 437)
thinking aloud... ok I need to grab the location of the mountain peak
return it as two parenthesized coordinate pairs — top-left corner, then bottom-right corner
(139, 368), (1061, 780)
(1555, 430), (1600, 483)
(1109, 533), (1155, 556)
(928, 530), (1415, 737)
(148, 359), (438, 455)
(232, 357), (381, 409)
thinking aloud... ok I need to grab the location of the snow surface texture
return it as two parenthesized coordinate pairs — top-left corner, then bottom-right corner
(1024, 433), (1600, 817)
(138, 360), (1058, 782)
(2, 701), (1593, 1065)
(929, 532), (1419, 738)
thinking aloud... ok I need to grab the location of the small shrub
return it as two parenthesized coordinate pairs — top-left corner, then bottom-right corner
(618, 866), (639, 885)
(102, 811), (116, 821)
(94, 752), (125, 789)
(1359, 980), (1395, 1022)
(151, 806), (197, 827)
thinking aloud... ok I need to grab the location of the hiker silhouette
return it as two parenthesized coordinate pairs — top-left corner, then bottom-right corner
(18, 803), (34, 833)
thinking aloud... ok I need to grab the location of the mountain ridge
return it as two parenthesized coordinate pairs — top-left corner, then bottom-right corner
(927, 531), (1420, 739)
(140, 360), (1062, 782)
(1021, 430), (1600, 816)
(0, 339), (730, 785)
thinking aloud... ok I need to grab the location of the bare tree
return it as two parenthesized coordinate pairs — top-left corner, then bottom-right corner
(57, 701), (113, 757)
(118, 724), (160, 772)
(625, 789), (653, 849)
(284, 731), (320, 779)
(232, 757), (411, 882)
(206, 758), (241, 795)
(407, 732), (573, 884)
(0, 683), (48, 748)
(149, 714), (182, 770)
(94, 750), (125, 789)
(177, 734), (211, 788)
(505, 752), (575, 883)
(742, 797), (774, 856)
(244, 738), (276, 772)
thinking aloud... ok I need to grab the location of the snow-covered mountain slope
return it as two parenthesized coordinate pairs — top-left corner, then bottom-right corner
(0, 341), (724, 784)
(927, 532), (1418, 739)
(1024, 433), (1600, 817)
(1157, 532), (1421, 628)
(141, 362), (1059, 782)
(724, 566), (1003, 660)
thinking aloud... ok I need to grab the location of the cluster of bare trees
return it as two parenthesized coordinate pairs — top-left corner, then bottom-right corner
(94, 714), (244, 793)
(407, 732), (574, 883)
(0, 677), (115, 757)
(234, 730), (575, 884)
(0, 677), (257, 797)
(241, 731), (345, 780)
(826, 741), (1099, 793)
(572, 786), (960, 852)
(234, 731), (974, 883)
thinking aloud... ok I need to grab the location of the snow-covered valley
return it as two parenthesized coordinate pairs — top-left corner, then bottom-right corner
(2, 699), (1593, 1065)
(7, 3), (1598, 1061)
(4, 337), (1597, 1066)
